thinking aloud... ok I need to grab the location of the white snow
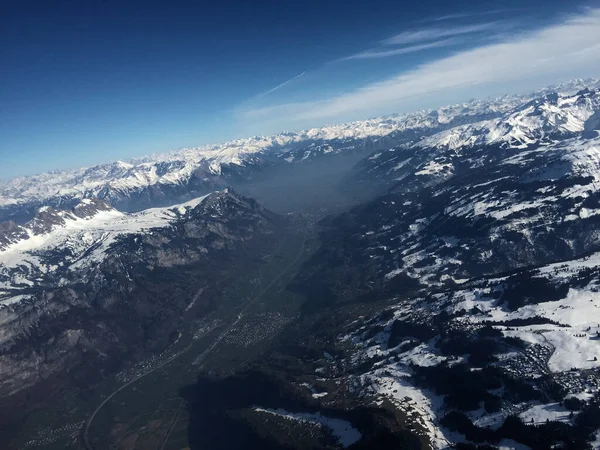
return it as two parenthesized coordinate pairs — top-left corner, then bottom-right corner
(498, 439), (531, 450)
(519, 402), (572, 424)
(253, 408), (362, 447)
(0, 194), (214, 302)
(545, 330), (600, 372)
(415, 161), (453, 176)
(312, 392), (328, 399)
(391, 158), (413, 171)
(358, 368), (451, 449)
(299, 382), (329, 399)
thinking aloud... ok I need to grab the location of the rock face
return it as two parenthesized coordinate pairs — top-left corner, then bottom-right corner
(0, 189), (282, 398)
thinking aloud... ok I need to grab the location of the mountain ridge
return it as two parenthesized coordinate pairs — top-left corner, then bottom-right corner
(0, 188), (282, 399)
(1, 78), (597, 221)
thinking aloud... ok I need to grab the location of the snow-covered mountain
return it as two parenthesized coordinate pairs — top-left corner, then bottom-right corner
(0, 195), (211, 297)
(349, 87), (600, 192)
(334, 251), (600, 449)
(3, 79), (595, 221)
(311, 88), (600, 296)
(417, 88), (600, 150)
(291, 84), (600, 450)
(4, 77), (600, 449)
(0, 189), (281, 397)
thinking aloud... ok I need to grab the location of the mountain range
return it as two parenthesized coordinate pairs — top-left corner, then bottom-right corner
(3, 77), (600, 450)
(1, 78), (596, 222)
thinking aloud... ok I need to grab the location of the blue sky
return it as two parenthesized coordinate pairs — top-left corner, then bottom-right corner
(1, 0), (600, 179)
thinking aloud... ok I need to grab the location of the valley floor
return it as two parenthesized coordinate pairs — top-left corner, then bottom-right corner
(8, 220), (314, 450)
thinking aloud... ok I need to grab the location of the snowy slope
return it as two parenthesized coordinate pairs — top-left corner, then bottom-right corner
(335, 251), (600, 449)
(0, 195), (211, 302)
(294, 84), (600, 450)
(313, 136), (600, 298)
(417, 89), (600, 151)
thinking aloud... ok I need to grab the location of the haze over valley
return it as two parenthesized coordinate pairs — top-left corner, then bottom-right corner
(3, 2), (600, 449)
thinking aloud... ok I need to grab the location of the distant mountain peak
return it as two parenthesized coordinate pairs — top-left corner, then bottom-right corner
(415, 88), (600, 151)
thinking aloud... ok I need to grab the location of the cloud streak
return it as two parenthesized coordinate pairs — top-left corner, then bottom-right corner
(425, 8), (518, 23)
(338, 21), (504, 61)
(239, 8), (600, 129)
(339, 37), (464, 61)
(380, 22), (501, 46)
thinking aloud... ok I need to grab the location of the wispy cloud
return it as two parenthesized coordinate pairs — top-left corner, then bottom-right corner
(253, 71), (307, 100)
(337, 21), (503, 62)
(430, 12), (486, 22)
(425, 8), (518, 22)
(381, 22), (501, 46)
(238, 8), (600, 128)
(339, 37), (464, 61)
